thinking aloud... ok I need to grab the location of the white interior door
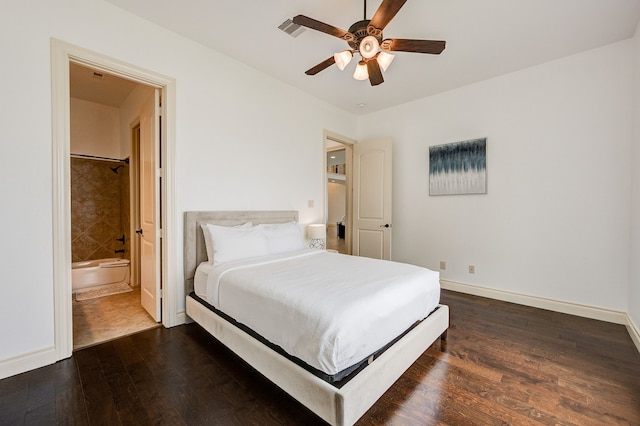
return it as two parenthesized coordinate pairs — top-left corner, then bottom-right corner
(139, 90), (161, 321)
(352, 138), (393, 260)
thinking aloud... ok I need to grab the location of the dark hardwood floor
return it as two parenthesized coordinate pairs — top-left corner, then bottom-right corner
(2, 290), (639, 425)
(326, 224), (347, 254)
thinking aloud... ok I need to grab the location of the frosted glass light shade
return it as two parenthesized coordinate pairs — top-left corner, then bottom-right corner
(359, 35), (379, 59)
(334, 50), (353, 71)
(353, 61), (369, 80)
(377, 51), (395, 71)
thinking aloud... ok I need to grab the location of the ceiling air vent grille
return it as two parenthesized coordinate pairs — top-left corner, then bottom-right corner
(278, 19), (305, 37)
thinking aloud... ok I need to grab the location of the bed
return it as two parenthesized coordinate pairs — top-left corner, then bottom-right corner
(184, 211), (449, 426)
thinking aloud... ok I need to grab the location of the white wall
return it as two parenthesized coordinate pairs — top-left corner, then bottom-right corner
(70, 98), (121, 158)
(70, 84), (153, 159)
(630, 24), (640, 336)
(357, 40), (633, 312)
(119, 84), (154, 158)
(0, 0), (355, 374)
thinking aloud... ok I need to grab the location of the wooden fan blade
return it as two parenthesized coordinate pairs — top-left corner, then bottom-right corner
(305, 56), (336, 75)
(369, 0), (408, 31)
(381, 39), (446, 54)
(293, 15), (355, 41)
(366, 60), (384, 86)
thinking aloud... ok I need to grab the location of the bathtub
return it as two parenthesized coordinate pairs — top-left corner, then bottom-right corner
(71, 258), (130, 291)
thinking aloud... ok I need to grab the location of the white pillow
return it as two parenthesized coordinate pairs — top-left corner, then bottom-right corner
(205, 223), (268, 266)
(201, 222), (252, 264)
(259, 222), (305, 254)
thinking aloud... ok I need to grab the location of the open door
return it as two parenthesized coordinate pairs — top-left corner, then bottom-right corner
(352, 138), (393, 260)
(139, 90), (161, 321)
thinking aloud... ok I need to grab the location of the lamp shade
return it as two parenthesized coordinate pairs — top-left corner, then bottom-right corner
(353, 60), (369, 80)
(307, 224), (326, 239)
(308, 224), (327, 249)
(334, 50), (353, 71)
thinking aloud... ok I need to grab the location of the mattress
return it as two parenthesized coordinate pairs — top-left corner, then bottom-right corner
(193, 250), (440, 378)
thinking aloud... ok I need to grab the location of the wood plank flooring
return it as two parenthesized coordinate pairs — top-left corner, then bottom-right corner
(2, 290), (639, 425)
(326, 224), (348, 254)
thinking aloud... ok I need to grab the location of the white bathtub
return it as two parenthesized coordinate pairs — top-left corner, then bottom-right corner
(71, 258), (130, 291)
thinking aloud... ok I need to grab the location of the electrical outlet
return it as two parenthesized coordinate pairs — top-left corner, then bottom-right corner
(439, 261), (446, 270)
(308, 200), (314, 208)
(468, 265), (475, 274)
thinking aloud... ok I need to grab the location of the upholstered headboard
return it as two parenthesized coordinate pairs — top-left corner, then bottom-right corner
(183, 211), (299, 294)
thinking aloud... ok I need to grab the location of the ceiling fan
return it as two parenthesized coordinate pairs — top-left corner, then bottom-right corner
(292, 0), (446, 86)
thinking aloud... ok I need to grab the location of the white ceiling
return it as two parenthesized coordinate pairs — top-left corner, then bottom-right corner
(104, 0), (640, 114)
(70, 62), (138, 107)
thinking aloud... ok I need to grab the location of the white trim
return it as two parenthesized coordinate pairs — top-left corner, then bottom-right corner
(440, 279), (628, 324)
(51, 39), (180, 366)
(161, 79), (178, 327)
(0, 347), (56, 380)
(51, 39), (73, 361)
(627, 314), (640, 353)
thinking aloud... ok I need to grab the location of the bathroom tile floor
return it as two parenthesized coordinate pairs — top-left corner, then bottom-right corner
(73, 285), (160, 350)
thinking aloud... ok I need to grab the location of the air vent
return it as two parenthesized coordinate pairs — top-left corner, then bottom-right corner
(278, 19), (305, 37)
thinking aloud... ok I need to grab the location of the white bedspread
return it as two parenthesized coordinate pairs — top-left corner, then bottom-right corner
(195, 250), (440, 375)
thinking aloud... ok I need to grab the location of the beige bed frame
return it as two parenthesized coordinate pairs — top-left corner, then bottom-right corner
(184, 211), (449, 426)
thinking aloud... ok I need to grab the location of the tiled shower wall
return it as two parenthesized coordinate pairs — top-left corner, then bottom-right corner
(71, 157), (130, 262)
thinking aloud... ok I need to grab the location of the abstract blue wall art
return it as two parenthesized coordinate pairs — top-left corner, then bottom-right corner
(429, 138), (487, 195)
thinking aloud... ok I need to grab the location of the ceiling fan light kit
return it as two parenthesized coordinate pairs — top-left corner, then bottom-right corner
(334, 50), (354, 71)
(291, 0), (446, 86)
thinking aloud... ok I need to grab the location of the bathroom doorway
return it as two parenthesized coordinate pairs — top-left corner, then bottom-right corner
(69, 63), (159, 349)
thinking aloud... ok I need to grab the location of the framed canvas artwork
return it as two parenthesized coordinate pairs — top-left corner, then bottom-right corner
(429, 138), (487, 195)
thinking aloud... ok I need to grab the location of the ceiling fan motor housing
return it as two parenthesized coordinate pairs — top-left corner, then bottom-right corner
(347, 20), (382, 50)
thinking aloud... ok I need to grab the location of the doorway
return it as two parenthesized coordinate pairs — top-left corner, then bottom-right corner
(51, 39), (177, 361)
(324, 131), (354, 255)
(324, 131), (394, 260)
(326, 147), (347, 254)
(69, 64), (159, 349)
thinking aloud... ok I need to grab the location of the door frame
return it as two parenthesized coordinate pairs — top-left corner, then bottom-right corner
(51, 39), (178, 361)
(130, 123), (142, 287)
(323, 130), (355, 255)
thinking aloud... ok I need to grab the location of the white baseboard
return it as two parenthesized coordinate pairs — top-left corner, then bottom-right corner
(0, 346), (57, 380)
(627, 315), (640, 353)
(440, 280), (628, 324)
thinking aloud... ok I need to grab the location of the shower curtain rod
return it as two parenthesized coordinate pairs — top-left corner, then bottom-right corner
(71, 153), (129, 163)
